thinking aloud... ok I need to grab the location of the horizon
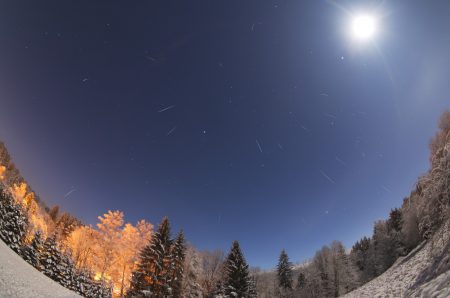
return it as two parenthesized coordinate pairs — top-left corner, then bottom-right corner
(1, 0), (450, 270)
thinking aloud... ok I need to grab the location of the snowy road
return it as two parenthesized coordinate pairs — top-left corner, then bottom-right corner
(0, 239), (81, 298)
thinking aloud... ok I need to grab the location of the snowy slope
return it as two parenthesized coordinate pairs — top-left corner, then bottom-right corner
(342, 221), (450, 298)
(407, 269), (450, 297)
(0, 239), (81, 298)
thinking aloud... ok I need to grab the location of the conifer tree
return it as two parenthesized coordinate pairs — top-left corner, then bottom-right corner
(59, 252), (76, 289)
(169, 231), (186, 297)
(71, 269), (111, 298)
(21, 230), (44, 269)
(74, 269), (92, 296)
(277, 250), (293, 295)
(40, 235), (63, 282)
(127, 217), (172, 297)
(127, 245), (151, 297)
(0, 186), (28, 253)
(222, 240), (252, 297)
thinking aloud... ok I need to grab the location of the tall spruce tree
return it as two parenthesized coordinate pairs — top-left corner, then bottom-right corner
(277, 250), (293, 294)
(169, 231), (186, 297)
(222, 240), (252, 297)
(127, 217), (173, 297)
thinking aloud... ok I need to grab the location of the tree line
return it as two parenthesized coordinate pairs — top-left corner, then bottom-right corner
(1, 110), (450, 297)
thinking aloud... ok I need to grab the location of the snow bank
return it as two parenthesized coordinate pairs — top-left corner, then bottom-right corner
(0, 239), (81, 298)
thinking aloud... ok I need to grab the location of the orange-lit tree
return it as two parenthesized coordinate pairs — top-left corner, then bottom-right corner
(66, 211), (153, 297)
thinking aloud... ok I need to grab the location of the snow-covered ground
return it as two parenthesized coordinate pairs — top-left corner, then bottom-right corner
(342, 221), (450, 298)
(407, 269), (450, 297)
(0, 239), (81, 298)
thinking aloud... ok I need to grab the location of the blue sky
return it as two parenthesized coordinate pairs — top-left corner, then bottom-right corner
(1, 0), (449, 268)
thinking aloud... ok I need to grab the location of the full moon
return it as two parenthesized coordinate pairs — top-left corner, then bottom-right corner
(351, 14), (377, 40)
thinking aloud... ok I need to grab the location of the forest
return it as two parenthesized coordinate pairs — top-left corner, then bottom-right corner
(0, 111), (449, 297)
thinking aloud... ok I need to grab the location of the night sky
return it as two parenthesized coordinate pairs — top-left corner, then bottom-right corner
(1, 1), (450, 268)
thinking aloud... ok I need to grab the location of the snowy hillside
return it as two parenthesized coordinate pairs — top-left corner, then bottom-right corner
(0, 239), (81, 298)
(342, 221), (450, 298)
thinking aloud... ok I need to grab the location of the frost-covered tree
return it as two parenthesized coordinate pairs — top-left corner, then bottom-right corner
(0, 142), (24, 186)
(350, 236), (374, 283)
(329, 241), (358, 295)
(113, 221), (152, 297)
(55, 212), (81, 243)
(277, 250), (293, 297)
(409, 110), (450, 240)
(387, 208), (405, 257)
(48, 205), (60, 223)
(295, 272), (306, 293)
(251, 268), (277, 298)
(96, 210), (124, 280)
(401, 197), (421, 251)
(306, 241), (358, 297)
(372, 220), (398, 275)
(312, 246), (333, 297)
(200, 249), (224, 296)
(181, 245), (203, 298)
(221, 240), (253, 297)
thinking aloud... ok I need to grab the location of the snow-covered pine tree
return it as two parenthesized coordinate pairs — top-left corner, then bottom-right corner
(127, 251), (149, 298)
(40, 235), (63, 282)
(58, 252), (76, 289)
(71, 269), (111, 298)
(127, 217), (173, 298)
(221, 240), (252, 298)
(21, 230), (44, 269)
(169, 231), (186, 297)
(68, 267), (82, 294)
(90, 280), (112, 298)
(73, 269), (92, 297)
(277, 250), (293, 297)
(0, 186), (28, 253)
